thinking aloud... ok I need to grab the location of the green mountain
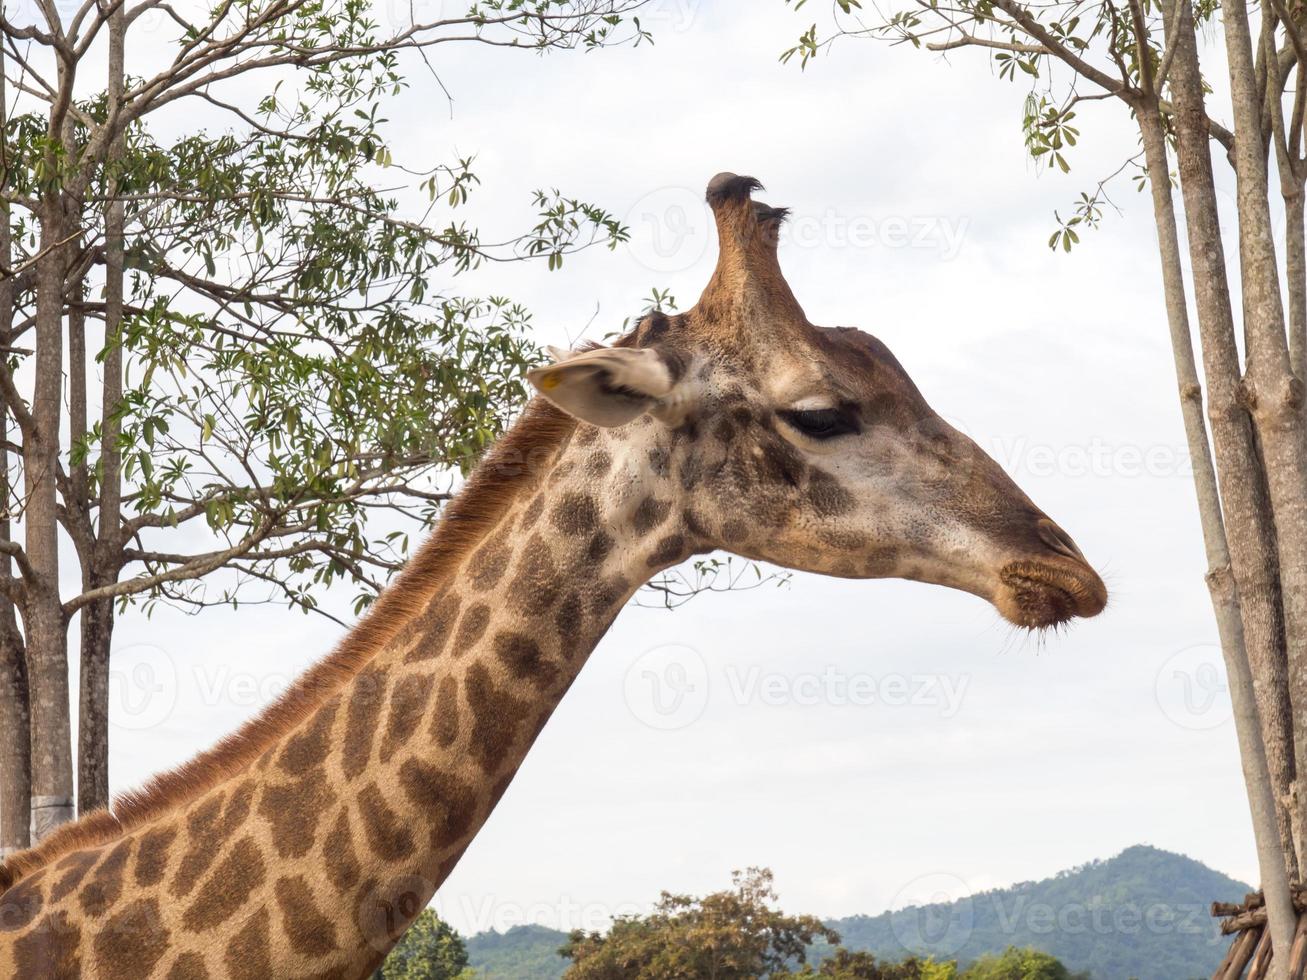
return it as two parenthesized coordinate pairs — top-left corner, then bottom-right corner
(464, 845), (1251, 980)
(466, 924), (570, 980)
(823, 844), (1248, 980)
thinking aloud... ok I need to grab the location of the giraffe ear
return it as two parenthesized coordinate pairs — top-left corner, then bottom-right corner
(527, 346), (677, 427)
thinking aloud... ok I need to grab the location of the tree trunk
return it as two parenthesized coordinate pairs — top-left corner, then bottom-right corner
(26, 177), (74, 839)
(1162, 0), (1300, 963)
(1136, 95), (1291, 888)
(75, 597), (112, 816)
(0, 48), (30, 859)
(1226, 0), (1307, 881)
(73, 0), (129, 819)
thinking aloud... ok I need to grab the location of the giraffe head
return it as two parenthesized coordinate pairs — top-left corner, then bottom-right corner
(530, 174), (1106, 629)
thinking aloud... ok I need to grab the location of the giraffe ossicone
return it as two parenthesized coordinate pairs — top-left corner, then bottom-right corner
(0, 172), (1105, 979)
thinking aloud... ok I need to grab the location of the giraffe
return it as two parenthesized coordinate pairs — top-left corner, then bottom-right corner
(0, 173), (1106, 978)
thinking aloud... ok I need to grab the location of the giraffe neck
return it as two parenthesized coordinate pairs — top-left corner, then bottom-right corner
(0, 410), (694, 978)
(0, 412), (697, 979)
(274, 418), (689, 975)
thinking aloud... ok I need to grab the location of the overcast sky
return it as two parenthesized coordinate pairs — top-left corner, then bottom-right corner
(72, 0), (1263, 942)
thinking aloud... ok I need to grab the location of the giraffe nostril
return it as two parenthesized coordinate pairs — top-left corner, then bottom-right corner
(1037, 518), (1085, 562)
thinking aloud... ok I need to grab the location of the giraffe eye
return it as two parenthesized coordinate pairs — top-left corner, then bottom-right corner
(778, 407), (860, 440)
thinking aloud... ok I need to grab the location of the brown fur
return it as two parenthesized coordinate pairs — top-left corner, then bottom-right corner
(0, 399), (577, 895)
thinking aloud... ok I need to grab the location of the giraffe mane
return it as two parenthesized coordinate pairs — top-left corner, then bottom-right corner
(0, 397), (578, 894)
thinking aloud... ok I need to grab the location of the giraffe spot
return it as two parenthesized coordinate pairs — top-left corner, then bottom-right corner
(632, 496), (672, 535)
(13, 910), (80, 978)
(342, 664), (389, 780)
(79, 836), (133, 918)
(379, 673), (430, 763)
(182, 836), (266, 931)
(494, 632), (558, 689)
(93, 897), (167, 978)
(678, 453), (706, 492)
(548, 459), (576, 485)
(258, 769), (335, 859)
(278, 695), (341, 776)
(454, 603), (491, 655)
(134, 825), (177, 888)
(221, 778), (257, 834)
(819, 528), (868, 551)
(586, 531), (614, 565)
(357, 783), (415, 862)
(554, 592), (583, 643)
(551, 492), (599, 536)
(646, 534), (687, 568)
(682, 508), (712, 541)
(855, 547), (895, 576)
(48, 849), (98, 904)
(468, 538), (511, 591)
(399, 759), (477, 846)
(167, 951), (210, 980)
(576, 425), (600, 446)
(590, 576), (629, 616)
(323, 809), (360, 896)
(466, 663), (527, 774)
(810, 468), (854, 517)
(713, 418), (736, 443)
(507, 538), (562, 615)
(276, 874), (338, 958)
(647, 446), (671, 477)
(586, 449), (613, 476)
(760, 438), (806, 488)
(431, 674), (460, 749)
(224, 906), (272, 980)
(169, 791), (226, 898)
(0, 871), (44, 932)
(721, 519), (749, 544)
(404, 591), (462, 663)
(167, 952), (210, 980)
(519, 493), (546, 531)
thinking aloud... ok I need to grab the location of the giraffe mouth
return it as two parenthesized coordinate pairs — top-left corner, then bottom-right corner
(995, 559), (1107, 629)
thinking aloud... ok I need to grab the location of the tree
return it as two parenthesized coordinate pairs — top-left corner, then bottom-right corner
(1, 0), (651, 848)
(561, 867), (839, 979)
(957, 947), (1080, 980)
(377, 908), (475, 980)
(780, 0), (1307, 970)
(774, 947), (946, 979)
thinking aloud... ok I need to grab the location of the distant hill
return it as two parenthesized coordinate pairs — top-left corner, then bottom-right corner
(466, 924), (570, 980)
(464, 845), (1250, 980)
(823, 844), (1248, 980)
